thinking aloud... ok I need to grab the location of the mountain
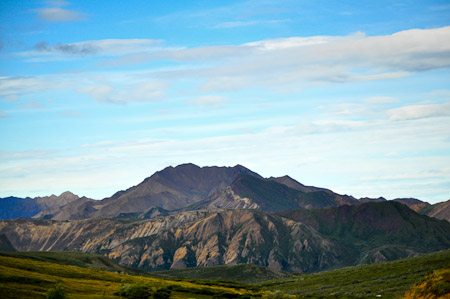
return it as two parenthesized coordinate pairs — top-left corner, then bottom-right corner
(36, 163), (262, 220)
(35, 163), (362, 220)
(1, 203), (449, 273)
(270, 175), (360, 206)
(189, 174), (360, 212)
(10, 163), (447, 222)
(0, 196), (40, 220)
(278, 201), (450, 264)
(359, 196), (387, 203)
(419, 199), (450, 222)
(33, 196), (97, 220)
(34, 191), (80, 210)
(392, 198), (430, 212)
(0, 209), (355, 273)
(271, 175), (333, 194)
(0, 192), (80, 220)
(97, 163), (261, 215)
(0, 234), (15, 252)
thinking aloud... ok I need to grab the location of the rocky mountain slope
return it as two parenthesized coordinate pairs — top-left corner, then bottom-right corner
(0, 209), (354, 272)
(418, 199), (450, 222)
(1, 202), (449, 273)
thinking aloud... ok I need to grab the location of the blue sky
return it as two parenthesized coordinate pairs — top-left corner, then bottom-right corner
(1, 0), (449, 203)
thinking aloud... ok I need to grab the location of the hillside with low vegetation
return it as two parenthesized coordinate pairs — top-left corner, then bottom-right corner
(0, 249), (449, 298)
(0, 253), (259, 298)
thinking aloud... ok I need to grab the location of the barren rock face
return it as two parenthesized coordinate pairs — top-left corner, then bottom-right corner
(424, 200), (450, 222)
(0, 209), (353, 272)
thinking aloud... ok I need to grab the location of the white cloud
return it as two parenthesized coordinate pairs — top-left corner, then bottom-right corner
(33, 7), (85, 22)
(187, 95), (229, 108)
(19, 101), (46, 109)
(12, 27), (450, 98)
(104, 26), (449, 92)
(363, 96), (398, 104)
(77, 81), (168, 104)
(214, 19), (288, 29)
(387, 102), (450, 121)
(0, 76), (49, 101)
(20, 39), (162, 61)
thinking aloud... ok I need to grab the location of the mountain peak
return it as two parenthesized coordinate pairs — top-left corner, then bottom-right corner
(59, 191), (77, 197)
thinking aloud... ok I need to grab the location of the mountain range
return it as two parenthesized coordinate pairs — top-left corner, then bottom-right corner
(0, 163), (449, 274)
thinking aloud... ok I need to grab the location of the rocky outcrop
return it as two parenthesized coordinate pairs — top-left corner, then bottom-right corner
(0, 209), (353, 273)
(185, 187), (260, 210)
(420, 200), (450, 222)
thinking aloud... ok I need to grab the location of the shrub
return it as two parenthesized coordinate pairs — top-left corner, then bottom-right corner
(46, 283), (67, 299)
(153, 287), (172, 299)
(115, 282), (153, 299)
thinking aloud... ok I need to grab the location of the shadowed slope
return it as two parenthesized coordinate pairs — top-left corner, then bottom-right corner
(279, 201), (450, 263)
(190, 174), (361, 212)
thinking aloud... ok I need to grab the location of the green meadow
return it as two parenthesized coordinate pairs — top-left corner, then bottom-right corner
(0, 250), (449, 298)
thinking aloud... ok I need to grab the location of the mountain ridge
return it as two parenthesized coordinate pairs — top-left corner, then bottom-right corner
(3, 163), (449, 222)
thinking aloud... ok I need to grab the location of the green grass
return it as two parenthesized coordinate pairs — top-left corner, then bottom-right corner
(150, 263), (295, 284)
(259, 249), (450, 298)
(403, 268), (450, 299)
(0, 254), (263, 298)
(0, 251), (138, 274)
(0, 250), (449, 298)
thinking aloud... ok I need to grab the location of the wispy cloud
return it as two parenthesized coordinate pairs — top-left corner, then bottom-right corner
(0, 76), (50, 102)
(214, 19), (289, 29)
(59, 110), (83, 118)
(0, 109), (9, 118)
(94, 26), (450, 93)
(19, 101), (46, 109)
(32, 1), (86, 22)
(187, 95), (229, 108)
(20, 39), (162, 61)
(34, 41), (97, 56)
(8, 27), (450, 106)
(387, 102), (450, 121)
(34, 7), (85, 22)
(77, 81), (168, 104)
(362, 96), (398, 104)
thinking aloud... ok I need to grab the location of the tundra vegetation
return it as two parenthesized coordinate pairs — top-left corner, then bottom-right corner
(0, 250), (449, 298)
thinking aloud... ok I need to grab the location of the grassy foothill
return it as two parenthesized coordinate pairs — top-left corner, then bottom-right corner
(0, 250), (449, 298)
